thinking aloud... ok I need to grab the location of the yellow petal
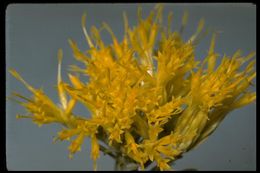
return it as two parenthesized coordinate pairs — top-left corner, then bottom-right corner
(207, 33), (217, 73)
(68, 74), (84, 89)
(91, 135), (100, 171)
(231, 92), (256, 109)
(68, 39), (91, 64)
(9, 69), (35, 92)
(68, 132), (85, 155)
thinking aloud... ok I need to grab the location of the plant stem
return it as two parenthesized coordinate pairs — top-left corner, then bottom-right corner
(99, 144), (116, 159)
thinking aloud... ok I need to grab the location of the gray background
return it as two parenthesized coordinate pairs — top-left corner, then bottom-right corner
(6, 3), (256, 171)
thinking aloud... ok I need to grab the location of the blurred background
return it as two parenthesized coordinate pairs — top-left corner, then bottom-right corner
(6, 3), (256, 171)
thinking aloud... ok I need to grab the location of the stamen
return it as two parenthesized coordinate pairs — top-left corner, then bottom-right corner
(81, 13), (94, 48)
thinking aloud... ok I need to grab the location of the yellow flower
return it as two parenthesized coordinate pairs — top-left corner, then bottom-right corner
(9, 4), (255, 171)
(157, 158), (172, 171)
(125, 132), (139, 155)
(9, 69), (64, 126)
(68, 132), (85, 158)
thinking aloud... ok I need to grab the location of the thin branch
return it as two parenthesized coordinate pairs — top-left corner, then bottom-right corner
(99, 144), (116, 159)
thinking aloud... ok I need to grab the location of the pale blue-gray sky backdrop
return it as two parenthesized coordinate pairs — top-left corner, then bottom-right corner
(6, 3), (256, 171)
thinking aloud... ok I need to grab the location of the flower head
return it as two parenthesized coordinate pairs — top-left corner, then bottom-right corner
(9, 4), (255, 171)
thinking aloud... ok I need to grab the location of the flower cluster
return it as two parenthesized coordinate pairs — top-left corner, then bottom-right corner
(9, 5), (256, 171)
